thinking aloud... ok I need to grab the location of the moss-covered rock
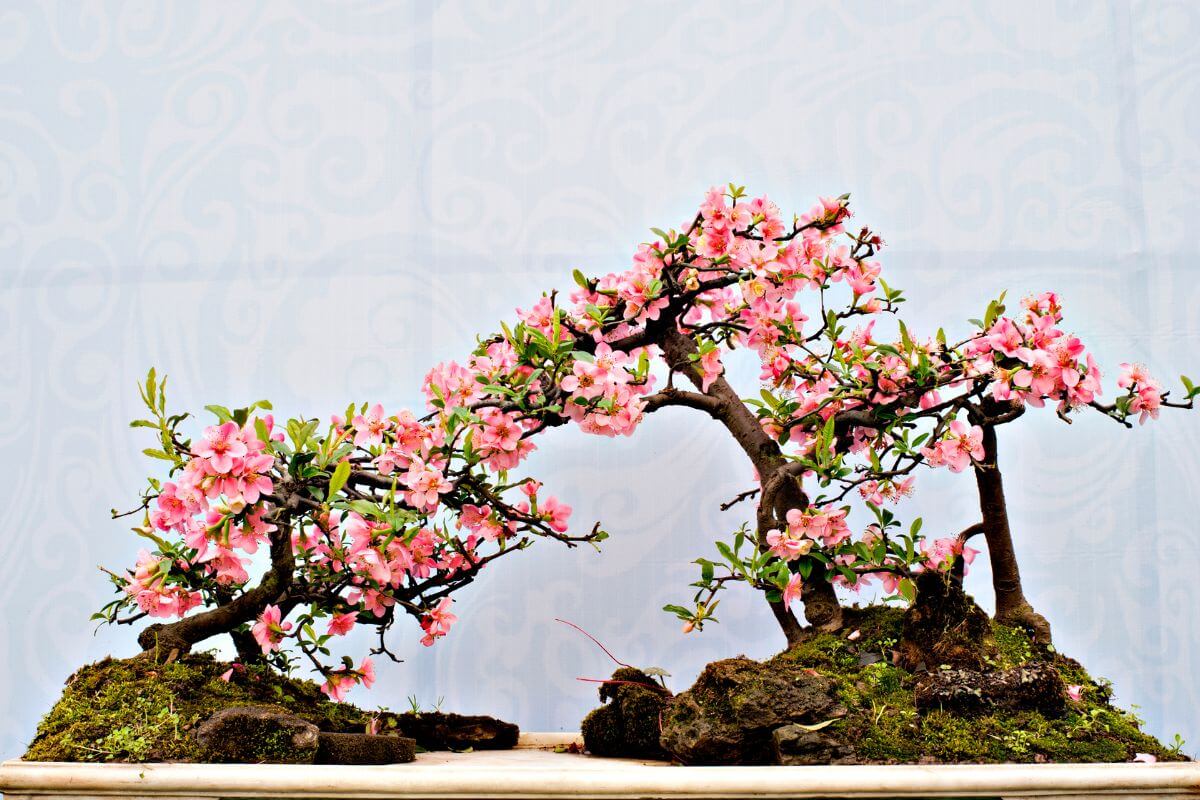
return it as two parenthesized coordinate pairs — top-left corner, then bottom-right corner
(194, 706), (320, 764)
(897, 570), (995, 672)
(23, 653), (511, 763)
(777, 605), (1186, 764)
(658, 656), (846, 764)
(580, 667), (671, 759)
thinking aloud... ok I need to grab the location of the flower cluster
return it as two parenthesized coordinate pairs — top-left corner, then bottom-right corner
(104, 364), (596, 702)
(922, 420), (985, 473)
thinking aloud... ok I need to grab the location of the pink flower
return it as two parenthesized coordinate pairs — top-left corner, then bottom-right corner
(125, 550), (201, 618)
(402, 458), (452, 511)
(251, 604), (292, 653)
(766, 526), (814, 561)
(1066, 684), (1083, 703)
(561, 360), (609, 399)
(921, 537), (977, 573)
(922, 420), (985, 473)
(539, 495), (572, 533)
(420, 598), (457, 647)
(320, 658), (374, 703)
(1117, 362), (1152, 390)
(236, 453), (275, 504)
(151, 483), (191, 530)
(193, 421), (248, 474)
(327, 612), (357, 637)
(986, 318), (1025, 358)
(783, 573), (803, 607)
(1133, 753), (1157, 763)
(698, 348), (724, 391)
(352, 404), (390, 448)
(358, 657), (375, 689)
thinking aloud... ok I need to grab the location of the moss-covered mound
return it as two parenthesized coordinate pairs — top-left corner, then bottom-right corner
(774, 605), (1184, 764)
(581, 667), (672, 759)
(586, 605), (1185, 765)
(23, 653), (511, 763)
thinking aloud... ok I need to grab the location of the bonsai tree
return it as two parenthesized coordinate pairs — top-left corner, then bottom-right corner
(101, 183), (1195, 699)
(101, 374), (604, 699)
(415, 184), (1195, 649)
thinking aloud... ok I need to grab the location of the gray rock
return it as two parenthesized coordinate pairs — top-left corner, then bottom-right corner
(772, 724), (856, 765)
(659, 656), (846, 765)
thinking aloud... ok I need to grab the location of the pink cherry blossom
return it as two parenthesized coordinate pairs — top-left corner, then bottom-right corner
(327, 612), (357, 637)
(352, 403), (390, 448)
(402, 458), (452, 511)
(193, 421), (248, 474)
(420, 597), (458, 647)
(251, 604), (292, 653)
(539, 495), (572, 533)
(782, 573), (803, 607)
(125, 550), (201, 618)
(923, 420), (985, 473)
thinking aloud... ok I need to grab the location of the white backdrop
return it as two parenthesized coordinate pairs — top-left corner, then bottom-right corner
(2, 1), (1199, 760)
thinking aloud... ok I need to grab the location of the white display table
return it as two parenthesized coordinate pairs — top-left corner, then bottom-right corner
(2, 733), (1196, 799)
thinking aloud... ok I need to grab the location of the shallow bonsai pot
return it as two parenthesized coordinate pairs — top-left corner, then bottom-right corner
(2, 733), (1197, 800)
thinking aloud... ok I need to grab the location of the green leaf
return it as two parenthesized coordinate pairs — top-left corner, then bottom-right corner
(205, 404), (233, 423)
(145, 368), (158, 412)
(662, 604), (692, 619)
(572, 268), (590, 289)
(142, 448), (174, 462)
(328, 459), (351, 498)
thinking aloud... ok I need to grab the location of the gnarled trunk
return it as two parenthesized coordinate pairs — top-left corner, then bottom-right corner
(659, 326), (843, 644)
(138, 522), (295, 660)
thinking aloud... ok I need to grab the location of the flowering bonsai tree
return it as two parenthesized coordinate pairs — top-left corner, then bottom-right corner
(101, 184), (1196, 700)
(101, 373), (601, 699)
(418, 184), (1196, 649)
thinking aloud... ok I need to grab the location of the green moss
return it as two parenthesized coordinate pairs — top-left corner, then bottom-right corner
(990, 624), (1035, 669)
(25, 653), (380, 763)
(777, 605), (1186, 764)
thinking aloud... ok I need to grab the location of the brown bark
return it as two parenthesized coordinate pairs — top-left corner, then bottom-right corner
(137, 519), (295, 659)
(658, 327), (843, 641)
(971, 422), (1052, 643)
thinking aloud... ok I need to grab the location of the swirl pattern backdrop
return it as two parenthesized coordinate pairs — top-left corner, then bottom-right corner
(2, 1), (1198, 759)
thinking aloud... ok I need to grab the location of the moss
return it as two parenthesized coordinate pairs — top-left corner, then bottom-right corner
(775, 605), (1186, 764)
(582, 667), (670, 759)
(25, 653), (384, 763)
(990, 624), (1035, 669)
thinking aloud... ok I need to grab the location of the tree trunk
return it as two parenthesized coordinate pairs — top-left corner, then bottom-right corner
(798, 573), (842, 633)
(972, 423), (1052, 643)
(658, 326), (842, 642)
(137, 524), (295, 659)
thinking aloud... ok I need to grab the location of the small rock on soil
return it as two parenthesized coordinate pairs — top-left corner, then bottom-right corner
(194, 706), (320, 764)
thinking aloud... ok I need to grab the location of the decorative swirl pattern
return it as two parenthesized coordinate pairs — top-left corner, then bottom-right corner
(0, 1), (1197, 761)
